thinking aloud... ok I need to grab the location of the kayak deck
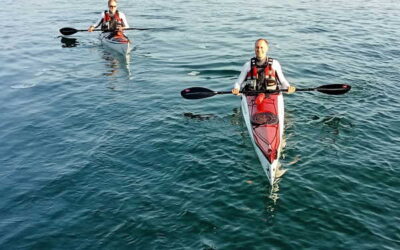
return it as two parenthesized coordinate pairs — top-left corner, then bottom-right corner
(241, 92), (284, 185)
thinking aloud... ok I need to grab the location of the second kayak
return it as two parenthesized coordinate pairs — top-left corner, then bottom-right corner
(99, 32), (132, 55)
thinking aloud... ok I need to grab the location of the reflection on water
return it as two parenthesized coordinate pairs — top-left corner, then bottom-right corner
(183, 112), (216, 120)
(102, 51), (132, 79)
(229, 107), (242, 127)
(269, 164), (284, 201)
(264, 176), (282, 222)
(59, 36), (79, 48)
(311, 115), (353, 147)
(269, 179), (281, 202)
(312, 115), (354, 130)
(59, 35), (133, 80)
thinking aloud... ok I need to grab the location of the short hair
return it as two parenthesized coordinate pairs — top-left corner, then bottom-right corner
(255, 38), (269, 46)
(108, 0), (117, 5)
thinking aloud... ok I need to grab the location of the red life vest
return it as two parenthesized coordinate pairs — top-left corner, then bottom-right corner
(102, 10), (124, 31)
(246, 57), (277, 87)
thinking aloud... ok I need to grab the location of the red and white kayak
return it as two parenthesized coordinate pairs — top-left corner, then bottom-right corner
(99, 32), (132, 55)
(241, 92), (284, 185)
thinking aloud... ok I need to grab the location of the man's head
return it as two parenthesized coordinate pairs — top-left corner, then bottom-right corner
(108, 0), (118, 14)
(254, 39), (269, 61)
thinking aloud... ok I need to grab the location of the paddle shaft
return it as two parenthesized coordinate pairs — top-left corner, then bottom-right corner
(227, 87), (347, 94)
(78, 28), (149, 32)
(59, 27), (150, 36)
(214, 88), (313, 95)
(180, 84), (351, 99)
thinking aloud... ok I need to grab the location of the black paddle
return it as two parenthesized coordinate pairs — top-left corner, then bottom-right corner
(181, 84), (351, 99)
(59, 27), (150, 36)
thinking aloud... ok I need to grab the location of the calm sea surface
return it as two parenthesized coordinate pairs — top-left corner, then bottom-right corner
(1, 0), (400, 249)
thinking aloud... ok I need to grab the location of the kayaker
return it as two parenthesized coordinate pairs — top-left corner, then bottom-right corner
(87, 0), (129, 37)
(232, 39), (296, 95)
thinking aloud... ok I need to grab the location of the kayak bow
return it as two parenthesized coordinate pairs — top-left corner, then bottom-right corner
(241, 92), (284, 185)
(99, 32), (132, 55)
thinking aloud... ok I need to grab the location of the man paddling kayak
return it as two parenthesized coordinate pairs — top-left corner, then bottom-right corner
(180, 40), (350, 184)
(232, 38), (295, 184)
(232, 39), (296, 95)
(88, 0), (129, 37)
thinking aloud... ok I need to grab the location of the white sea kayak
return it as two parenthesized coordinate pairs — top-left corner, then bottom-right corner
(99, 32), (132, 55)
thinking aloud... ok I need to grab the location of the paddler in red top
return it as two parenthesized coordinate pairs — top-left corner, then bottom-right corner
(87, 0), (129, 38)
(232, 39), (296, 95)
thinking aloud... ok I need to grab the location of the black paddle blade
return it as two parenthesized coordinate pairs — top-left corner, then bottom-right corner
(59, 27), (78, 36)
(181, 87), (216, 99)
(316, 84), (351, 95)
